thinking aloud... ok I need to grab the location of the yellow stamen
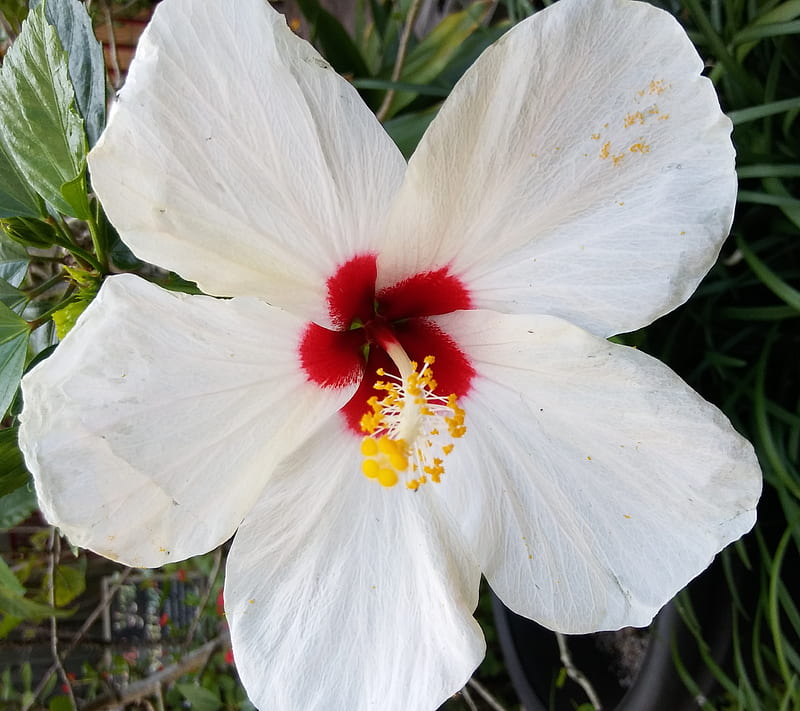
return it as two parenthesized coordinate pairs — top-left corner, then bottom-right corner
(362, 459), (379, 479)
(359, 349), (466, 489)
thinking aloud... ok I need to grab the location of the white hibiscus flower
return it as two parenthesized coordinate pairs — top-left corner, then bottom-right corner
(19, 0), (761, 708)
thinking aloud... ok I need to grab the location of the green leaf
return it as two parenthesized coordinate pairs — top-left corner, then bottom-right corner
(176, 684), (223, 711)
(0, 302), (30, 415)
(0, 556), (24, 596)
(0, 483), (36, 529)
(383, 1), (491, 118)
(1, 215), (61, 249)
(0, 426), (29, 497)
(0, 0), (29, 32)
(0, 1), (89, 218)
(0, 138), (46, 219)
(0, 278), (28, 313)
(0, 586), (70, 620)
(384, 105), (439, 158)
(0, 233), (30, 286)
(49, 696), (74, 711)
(294, 0), (369, 77)
(52, 560), (85, 607)
(30, 0), (106, 147)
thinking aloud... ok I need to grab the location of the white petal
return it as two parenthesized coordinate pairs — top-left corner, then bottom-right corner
(19, 275), (352, 567)
(226, 418), (485, 711)
(88, 0), (405, 321)
(431, 310), (760, 632)
(381, 0), (735, 336)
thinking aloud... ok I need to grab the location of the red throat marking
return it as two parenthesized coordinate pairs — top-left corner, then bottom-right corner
(299, 254), (475, 433)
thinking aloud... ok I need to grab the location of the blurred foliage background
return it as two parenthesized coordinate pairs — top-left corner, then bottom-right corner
(0, 0), (798, 709)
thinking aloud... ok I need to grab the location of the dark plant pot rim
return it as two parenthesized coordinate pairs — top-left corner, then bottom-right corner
(491, 561), (732, 711)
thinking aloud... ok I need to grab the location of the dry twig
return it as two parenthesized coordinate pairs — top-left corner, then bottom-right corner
(375, 0), (424, 122)
(467, 677), (509, 711)
(25, 567), (134, 710)
(46, 530), (78, 710)
(81, 632), (230, 711)
(556, 632), (603, 710)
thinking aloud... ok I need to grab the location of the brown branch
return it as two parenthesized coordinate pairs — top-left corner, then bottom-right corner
(555, 632), (604, 711)
(466, 678), (509, 711)
(182, 547), (222, 650)
(47, 530), (78, 711)
(81, 632), (230, 711)
(375, 0), (424, 122)
(100, 0), (122, 90)
(25, 567), (134, 710)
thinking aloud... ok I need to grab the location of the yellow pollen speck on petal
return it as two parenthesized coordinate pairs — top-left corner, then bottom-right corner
(658, 114), (670, 121)
(630, 142), (650, 154)
(359, 354), (465, 491)
(612, 153), (625, 166)
(599, 141), (611, 160)
(624, 514), (632, 519)
(591, 133), (601, 140)
(649, 79), (668, 95)
(623, 111), (645, 127)
(249, 599), (255, 604)
(587, 456), (592, 461)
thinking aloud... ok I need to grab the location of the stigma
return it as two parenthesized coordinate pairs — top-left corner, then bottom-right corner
(359, 339), (466, 490)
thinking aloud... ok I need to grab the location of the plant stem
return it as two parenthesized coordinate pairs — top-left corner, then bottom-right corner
(25, 271), (66, 299)
(81, 633), (230, 711)
(24, 568), (135, 711)
(376, 0), (424, 122)
(27, 287), (77, 330)
(86, 204), (109, 273)
(53, 215), (105, 272)
(47, 529), (78, 711)
(555, 632), (604, 710)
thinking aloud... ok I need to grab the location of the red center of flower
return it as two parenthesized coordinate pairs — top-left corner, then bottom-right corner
(299, 254), (475, 433)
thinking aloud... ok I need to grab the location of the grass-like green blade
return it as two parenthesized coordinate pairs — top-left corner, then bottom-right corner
(728, 97), (800, 125)
(382, 1), (491, 119)
(737, 236), (800, 311)
(738, 164), (800, 179)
